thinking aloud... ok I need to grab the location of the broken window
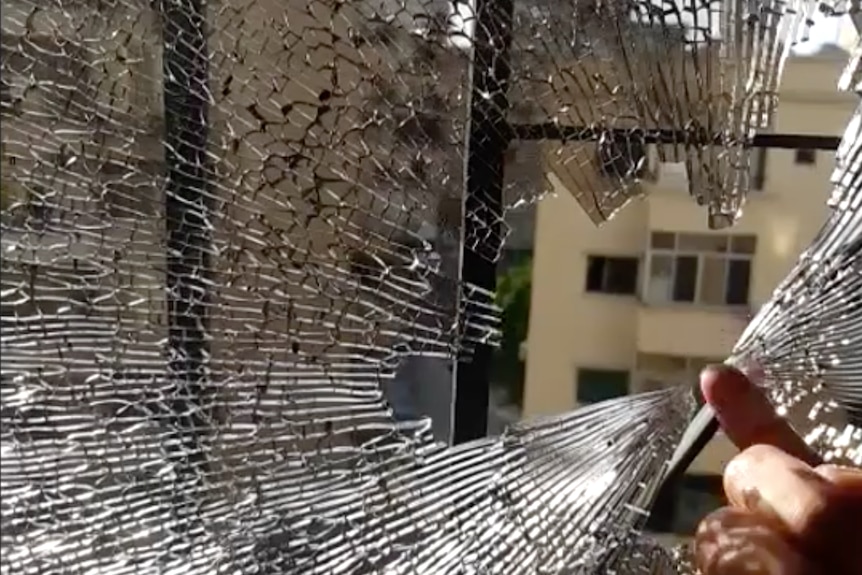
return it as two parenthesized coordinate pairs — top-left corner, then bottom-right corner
(0, 1), (858, 574)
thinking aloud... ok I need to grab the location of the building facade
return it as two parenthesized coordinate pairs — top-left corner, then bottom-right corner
(522, 47), (857, 488)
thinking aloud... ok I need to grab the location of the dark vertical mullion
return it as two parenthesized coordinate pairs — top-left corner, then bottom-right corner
(161, 0), (211, 528)
(452, 0), (515, 444)
(751, 147), (767, 190)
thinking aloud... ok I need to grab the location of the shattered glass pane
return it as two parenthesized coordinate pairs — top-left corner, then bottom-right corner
(730, 101), (862, 463)
(840, 33), (862, 91)
(508, 0), (812, 227)
(0, 0), (859, 574)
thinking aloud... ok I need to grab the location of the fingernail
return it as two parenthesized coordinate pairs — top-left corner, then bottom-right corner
(699, 364), (751, 406)
(724, 356), (765, 383)
(700, 363), (728, 379)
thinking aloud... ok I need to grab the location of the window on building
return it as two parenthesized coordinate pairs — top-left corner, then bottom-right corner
(585, 256), (638, 295)
(794, 148), (816, 165)
(576, 368), (629, 404)
(646, 474), (725, 535)
(645, 232), (755, 306)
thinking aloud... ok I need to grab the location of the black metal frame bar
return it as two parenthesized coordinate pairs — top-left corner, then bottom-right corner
(161, 0), (211, 526)
(510, 124), (842, 150)
(452, 0), (516, 444)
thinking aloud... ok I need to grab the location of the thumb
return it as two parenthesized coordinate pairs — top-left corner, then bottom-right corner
(723, 446), (862, 573)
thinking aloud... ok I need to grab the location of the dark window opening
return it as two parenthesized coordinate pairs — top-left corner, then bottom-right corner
(672, 256), (698, 302)
(794, 148), (816, 165)
(576, 368), (629, 404)
(725, 259), (751, 305)
(585, 256), (638, 295)
(646, 474), (725, 535)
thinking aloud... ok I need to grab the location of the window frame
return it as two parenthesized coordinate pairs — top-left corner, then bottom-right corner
(643, 232), (755, 308)
(584, 254), (640, 296)
(575, 367), (630, 405)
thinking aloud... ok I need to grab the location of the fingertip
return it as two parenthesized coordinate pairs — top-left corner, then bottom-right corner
(698, 365), (820, 464)
(699, 364), (752, 410)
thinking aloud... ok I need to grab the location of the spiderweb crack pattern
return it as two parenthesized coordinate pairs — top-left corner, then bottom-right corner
(729, 100), (862, 462)
(0, 0), (859, 574)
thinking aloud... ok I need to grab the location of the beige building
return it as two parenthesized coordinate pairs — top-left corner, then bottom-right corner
(522, 45), (856, 532)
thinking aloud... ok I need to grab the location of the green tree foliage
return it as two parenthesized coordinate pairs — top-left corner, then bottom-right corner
(492, 256), (532, 408)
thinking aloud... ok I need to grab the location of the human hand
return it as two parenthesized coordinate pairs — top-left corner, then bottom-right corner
(693, 365), (862, 575)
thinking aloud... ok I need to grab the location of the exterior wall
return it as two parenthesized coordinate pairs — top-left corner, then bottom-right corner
(523, 50), (857, 473)
(523, 184), (647, 416)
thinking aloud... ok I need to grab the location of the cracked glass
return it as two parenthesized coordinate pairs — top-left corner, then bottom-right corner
(1, 0), (859, 574)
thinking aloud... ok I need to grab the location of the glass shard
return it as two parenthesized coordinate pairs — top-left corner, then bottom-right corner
(731, 101), (862, 462)
(511, 0), (813, 228)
